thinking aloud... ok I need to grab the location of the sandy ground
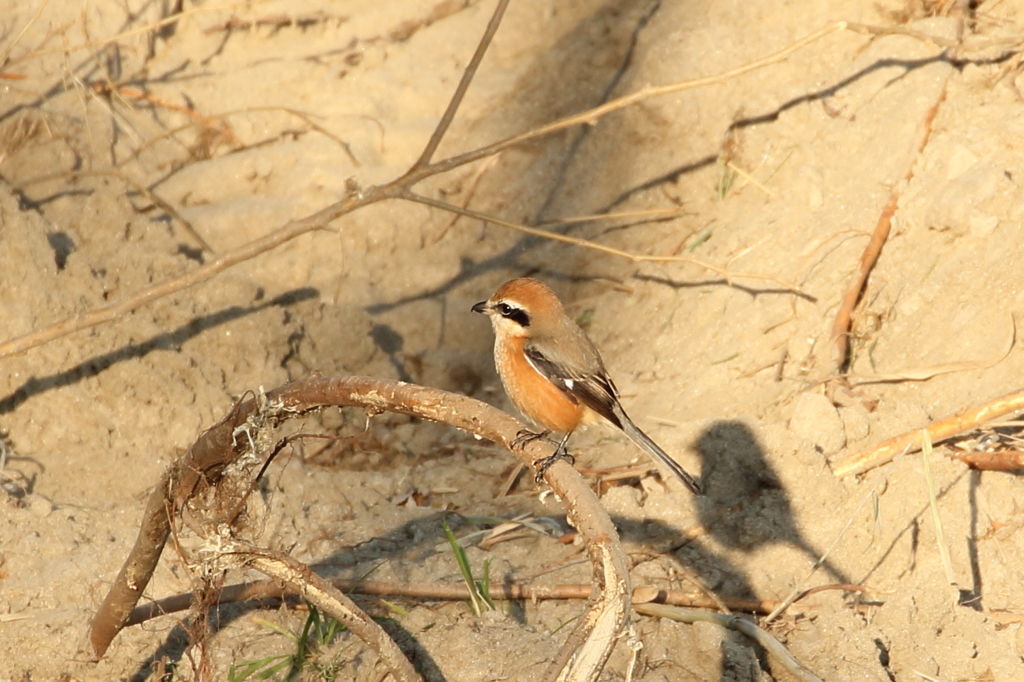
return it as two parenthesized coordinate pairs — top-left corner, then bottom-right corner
(3, 0), (1024, 680)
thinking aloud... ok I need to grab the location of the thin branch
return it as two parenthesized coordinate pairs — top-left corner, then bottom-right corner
(830, 79), (948, 373)
(405, 0), (511, 171)
(831, 386), (1024, 477)
(403, 190), (810, 295)
(414, 22), (850, 180)
(124, 578), (797, 628)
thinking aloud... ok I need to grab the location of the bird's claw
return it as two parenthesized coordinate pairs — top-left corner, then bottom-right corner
(533, 445), (575, 482)
(512, 429), (550, 450)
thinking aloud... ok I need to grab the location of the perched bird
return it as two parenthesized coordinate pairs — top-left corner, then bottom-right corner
(472, 277), (702, 494)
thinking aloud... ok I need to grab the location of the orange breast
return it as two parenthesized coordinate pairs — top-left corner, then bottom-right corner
(494, 336), (584, 434)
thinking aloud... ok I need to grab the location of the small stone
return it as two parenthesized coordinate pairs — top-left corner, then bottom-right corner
(838, 405), (871, 443)
(947, 144), (980, 180)
(789, 392), (846, 457)
(27, 495), (54, 518)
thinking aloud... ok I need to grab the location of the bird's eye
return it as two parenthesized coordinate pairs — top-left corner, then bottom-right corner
(495, 302), (530, 327)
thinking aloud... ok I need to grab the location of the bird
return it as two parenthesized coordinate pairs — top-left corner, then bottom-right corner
(472, 277), (702, 494)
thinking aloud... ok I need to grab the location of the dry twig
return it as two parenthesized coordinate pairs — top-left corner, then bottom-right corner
(947, 449), (1024, 471)
(403, 190), (809, 294)
(830, 79), (948, 373)
(124, 578), (798, 628)
(831, 386), (1024, 477)
(846, 314), (1015, 385)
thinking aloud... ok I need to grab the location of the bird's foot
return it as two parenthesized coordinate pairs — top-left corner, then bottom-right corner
(533, 443), (575, 482)
(511, 429), (551, 450)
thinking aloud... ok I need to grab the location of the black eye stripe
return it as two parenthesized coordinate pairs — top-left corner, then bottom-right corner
(497, 302), (530, 327)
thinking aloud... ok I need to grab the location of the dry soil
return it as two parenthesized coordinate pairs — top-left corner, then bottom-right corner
(3, 1), (1024, 680)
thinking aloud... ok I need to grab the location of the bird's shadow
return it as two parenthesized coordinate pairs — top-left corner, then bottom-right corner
(691, 420), (850, 589)
(660, 419), (851, 681)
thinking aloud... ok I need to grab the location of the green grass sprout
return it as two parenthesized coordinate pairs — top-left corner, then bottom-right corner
(442, 519), (491, 615)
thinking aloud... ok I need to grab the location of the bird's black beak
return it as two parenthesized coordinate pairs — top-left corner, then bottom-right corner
(471, 301), (489, 314)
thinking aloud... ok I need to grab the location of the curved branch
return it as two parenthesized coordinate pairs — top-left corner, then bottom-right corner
(635, 603), (825, 682)
(88, 377), (631, 682)
(243, 544), (421, 682)
(88, 397), (253, 659)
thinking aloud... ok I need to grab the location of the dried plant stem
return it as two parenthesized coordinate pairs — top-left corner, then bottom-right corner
(537, 206), (688, 226)
(91, 82), (239, 144)
(404, 191), (808, 294)
(831, 386), (1024, 477)
(124, 579), (797, 628)
(830, 79), (947, 373)
(763, 483), (875, 623)
(441, 22), (850, 171)
(0, 0), (52, 68)
(5, 4), (214, 66)
(921, 431), (957, 587)
(843, 21), (959, 49)
(726, 161), (775, 198)
(634, 603), (825, 682)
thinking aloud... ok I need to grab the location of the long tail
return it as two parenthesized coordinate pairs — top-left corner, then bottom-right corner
(616, 409), (702, 494)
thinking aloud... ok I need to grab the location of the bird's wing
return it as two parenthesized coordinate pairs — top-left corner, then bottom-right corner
(523, 342), (623, 429)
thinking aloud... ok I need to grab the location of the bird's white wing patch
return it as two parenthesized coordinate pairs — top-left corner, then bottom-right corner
(523, 344), (583, 396)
